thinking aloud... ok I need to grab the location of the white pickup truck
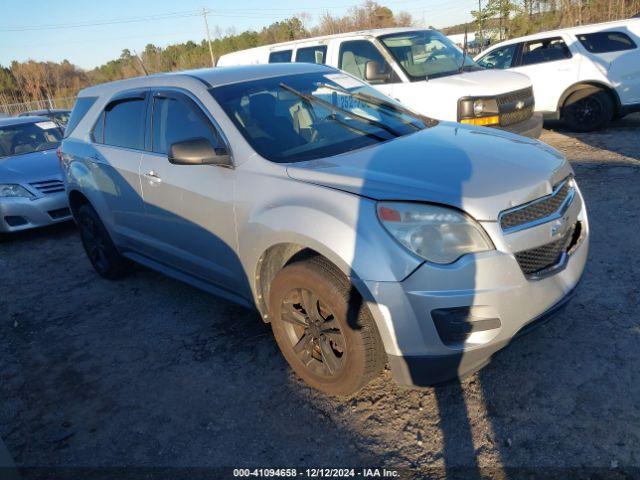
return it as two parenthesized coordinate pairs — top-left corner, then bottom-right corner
(217, 28), (543, 138)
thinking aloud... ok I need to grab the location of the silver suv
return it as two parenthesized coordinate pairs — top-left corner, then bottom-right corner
(61, 63), (588, 396)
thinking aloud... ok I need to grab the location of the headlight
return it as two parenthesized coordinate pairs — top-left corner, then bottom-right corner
(0, 184), (35, 199)
(377, 202), (493, 264)
(458, 97), (500, 126)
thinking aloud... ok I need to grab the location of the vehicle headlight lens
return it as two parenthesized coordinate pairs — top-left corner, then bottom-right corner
(377, 202), (494, 264)
(458, 97), (500, 126)
(0, 184), (35, 199)
(473, 99), (485, 116)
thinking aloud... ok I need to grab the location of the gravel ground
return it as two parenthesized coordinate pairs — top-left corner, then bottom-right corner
(1, 115), (639, 479)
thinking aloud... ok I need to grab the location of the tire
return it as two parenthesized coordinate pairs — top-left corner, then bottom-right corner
(562, 89), (613, 132)
(76, 203), (132, 279)
(269, 257), (386, 396)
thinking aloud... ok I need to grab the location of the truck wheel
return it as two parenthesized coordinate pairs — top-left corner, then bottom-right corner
(269, 257), (386, 396)
(562, 89), (613, 132)
(76, 203), (132, 279)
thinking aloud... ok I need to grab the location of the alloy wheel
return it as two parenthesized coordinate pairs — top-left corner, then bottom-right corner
(280, 287), (346, 377)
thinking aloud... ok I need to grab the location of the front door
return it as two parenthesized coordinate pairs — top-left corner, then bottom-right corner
(138, 90), (245, 295)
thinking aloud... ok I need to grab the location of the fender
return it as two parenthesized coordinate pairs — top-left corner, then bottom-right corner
(239, 201), (422, 296)
(556, 81), (621, 117)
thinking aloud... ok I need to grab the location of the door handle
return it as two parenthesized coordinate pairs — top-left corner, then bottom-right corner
(144, 170), (162, 183)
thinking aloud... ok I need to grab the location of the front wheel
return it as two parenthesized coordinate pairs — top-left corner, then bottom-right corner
(269, 257), (386, 396)
(562, 89), (613, 132)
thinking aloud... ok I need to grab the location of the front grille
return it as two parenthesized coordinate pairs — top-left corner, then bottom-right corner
(500, 179), (573, 232)
(30, 179), (65, 195)
(497, 87), (534, 126)
(515, 222), (581, 276)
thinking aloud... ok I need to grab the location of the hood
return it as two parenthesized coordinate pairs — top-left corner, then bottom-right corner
(0, 149), (62, 185)
(286, 123), (572, 221)
(427, 69), (532, 97)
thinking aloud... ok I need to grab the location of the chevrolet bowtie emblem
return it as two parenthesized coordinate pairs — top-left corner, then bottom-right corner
(515, 100), (525, 110)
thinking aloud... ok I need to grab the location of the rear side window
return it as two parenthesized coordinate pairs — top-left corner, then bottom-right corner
(295, 46), (327, 64)
(100, 97), (146, 150)
(577, 31), (637, 53)
(151, 95), (220, 154)
(64, 96), (97, 138)
(269, 50), (292, 63)
(521, 37), (572, 65)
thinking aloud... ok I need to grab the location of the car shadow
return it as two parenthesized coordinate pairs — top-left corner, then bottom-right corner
(544, 113), (640, 162)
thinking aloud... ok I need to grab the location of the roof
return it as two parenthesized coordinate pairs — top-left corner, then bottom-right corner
(484, 18), (640, 48)
(0, 116), (51, 127)
(219, 27), (431, 57)
(79, 62), (336, 97)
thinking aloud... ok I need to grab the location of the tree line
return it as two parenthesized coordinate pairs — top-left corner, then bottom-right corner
(1, 0), (638, 108)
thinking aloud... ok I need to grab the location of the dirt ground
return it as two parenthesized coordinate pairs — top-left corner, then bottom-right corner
(1, 115), (639, 479)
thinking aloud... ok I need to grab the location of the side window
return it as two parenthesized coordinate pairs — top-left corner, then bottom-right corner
(521, 37), (572, 66)
(152, 95), (219, 155)
(477, 44), (519, 69)
(577, 31), (637, 53)
(338, 40), (397, 84)
(268, 50), (292, 63)
(91, 112), (105, 143)
(295, 46), (327, 64)
(101, 97), (146, 149)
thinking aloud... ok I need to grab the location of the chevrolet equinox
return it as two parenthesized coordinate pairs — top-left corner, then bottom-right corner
(60, 63), (588, 396)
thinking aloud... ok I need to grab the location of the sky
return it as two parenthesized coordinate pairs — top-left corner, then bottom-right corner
(0, 0), (478, 70)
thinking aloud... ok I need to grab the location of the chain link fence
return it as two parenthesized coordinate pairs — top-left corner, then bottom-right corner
(0, 96), (76, 117)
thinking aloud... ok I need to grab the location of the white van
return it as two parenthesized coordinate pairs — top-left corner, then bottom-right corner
(475, 19), (640, 131)
(217, 28), (543, 138)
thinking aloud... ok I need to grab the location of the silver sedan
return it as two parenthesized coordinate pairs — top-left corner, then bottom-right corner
(0, 116), (72, 233)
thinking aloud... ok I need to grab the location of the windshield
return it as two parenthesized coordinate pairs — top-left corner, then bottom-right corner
(0, 121), (63, 158)
(210, 71), (431, 163)
(379, 30), (480, 81)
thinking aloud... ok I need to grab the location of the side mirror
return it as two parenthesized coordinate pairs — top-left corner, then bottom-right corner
(364, 60), (390, 83)
(168, 138), (231, 167)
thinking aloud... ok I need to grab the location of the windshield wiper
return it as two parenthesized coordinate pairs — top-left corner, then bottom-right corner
(316, 82), (433, 131)
(279, 83), (403, 138)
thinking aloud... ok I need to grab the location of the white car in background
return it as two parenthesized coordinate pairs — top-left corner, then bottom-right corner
(218, 28), (543, 138)
(475, 19), (640, 131)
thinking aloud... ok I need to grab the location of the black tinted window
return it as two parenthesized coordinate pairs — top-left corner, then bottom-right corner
(103, 97), (146, 149)
(577, 31), (637, 53)
(295, 46), (327, 64)
(269, 50), (292, 63)
(152, 95), (219, 154)
(65, 97), (97, 137)
(521, 37), (572, 65)
(338, 40), (396, 84)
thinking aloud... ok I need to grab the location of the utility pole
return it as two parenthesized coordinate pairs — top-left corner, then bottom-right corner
(478, 0), (484, 47)
(202, 7), (215, 67)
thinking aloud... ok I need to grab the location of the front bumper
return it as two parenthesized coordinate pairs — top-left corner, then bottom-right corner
(361, 187), (588, 388)
(493, 112), (543, 139)
(0, 191), (72, 233)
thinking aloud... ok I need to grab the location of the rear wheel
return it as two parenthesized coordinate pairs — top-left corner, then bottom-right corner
(269, 257), (386, 396)
(76, 203), (132, 279)
(562, 89), (613, 132)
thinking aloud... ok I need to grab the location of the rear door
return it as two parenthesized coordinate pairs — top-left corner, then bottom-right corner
(138, 89), (245, 294)
(90, 90), (148, 245)
(510, 36), (580, 113)
(575, 29), (640, 104)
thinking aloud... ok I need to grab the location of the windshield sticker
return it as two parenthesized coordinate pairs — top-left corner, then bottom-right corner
(324, 73), (363, 90)
(35, 121), (58, 130)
